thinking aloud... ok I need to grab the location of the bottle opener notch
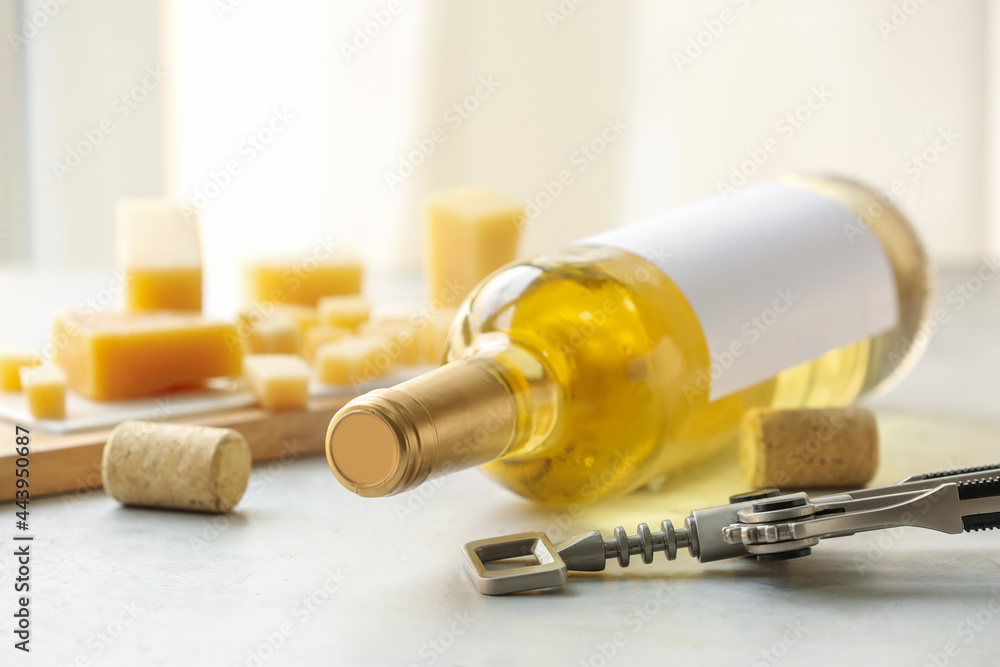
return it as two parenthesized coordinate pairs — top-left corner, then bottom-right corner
(461, 532), (568, 595)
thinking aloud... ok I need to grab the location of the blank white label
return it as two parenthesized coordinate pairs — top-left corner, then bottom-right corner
(576, 183), (898, 401)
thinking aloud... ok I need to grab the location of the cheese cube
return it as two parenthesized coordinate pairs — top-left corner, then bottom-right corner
(424, 186), (522, 304)
(20, 364), (66, 419)
(124, 267), (203, 313)
(271, 304), (318, 338)
(248, 316), (300, 355)
(238, 304), (318, 341)
(417, 307), (457, 365)
(243, 355), (311, 410)
(317, 295), (370, 330)
(0, 346), (42, 391)
(315, 336), (390, 386)
(52, 311), (243, 400)
(358, 321), (419, 366)
(301, 324), (350, 362)
(116, 199), (203, 312)
(244, 250), (363, 306)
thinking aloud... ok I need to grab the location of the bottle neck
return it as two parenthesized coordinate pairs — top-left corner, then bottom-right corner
(326, 357), (521, 497)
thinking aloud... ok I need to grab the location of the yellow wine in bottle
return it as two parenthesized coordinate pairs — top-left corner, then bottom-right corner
(325, 174), (931, 504)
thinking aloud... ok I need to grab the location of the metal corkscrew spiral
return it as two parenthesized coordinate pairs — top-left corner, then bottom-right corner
(605, 521), (696, 567)
(550, 517), (704, 575)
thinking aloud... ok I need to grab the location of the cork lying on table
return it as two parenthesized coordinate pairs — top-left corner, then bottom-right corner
(739, 406), (879, 489)
(102, 421), (252, 513)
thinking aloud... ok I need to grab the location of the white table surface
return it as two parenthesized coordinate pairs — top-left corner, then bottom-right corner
(1, 265), (999, 667)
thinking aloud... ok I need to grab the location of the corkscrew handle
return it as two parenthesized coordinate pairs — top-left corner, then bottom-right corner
(898, 463), (1000, 483)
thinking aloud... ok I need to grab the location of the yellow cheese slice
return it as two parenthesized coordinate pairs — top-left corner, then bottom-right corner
(52, 311), (243, 400)
(244, 250), (363, 306)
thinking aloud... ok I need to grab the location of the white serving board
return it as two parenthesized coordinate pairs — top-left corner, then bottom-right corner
(0, 365), (433, 434)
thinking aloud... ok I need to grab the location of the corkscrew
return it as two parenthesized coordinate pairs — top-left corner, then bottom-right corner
(462, 464), (1000, 595)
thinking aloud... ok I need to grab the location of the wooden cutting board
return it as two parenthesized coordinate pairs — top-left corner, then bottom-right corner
(0, 395), (350, 502)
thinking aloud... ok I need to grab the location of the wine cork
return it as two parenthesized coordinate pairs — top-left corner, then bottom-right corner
(102, 421), (252, 513)
(739, 407), (878, 489)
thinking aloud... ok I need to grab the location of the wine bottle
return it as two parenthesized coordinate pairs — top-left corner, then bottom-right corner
(325, 174), (931, 504)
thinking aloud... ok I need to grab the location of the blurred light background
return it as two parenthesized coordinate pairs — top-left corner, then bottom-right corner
(1, 0), (998, 316)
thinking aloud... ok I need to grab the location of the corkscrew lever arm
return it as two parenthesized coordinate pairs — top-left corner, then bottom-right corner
(462, 464), (1000, 595)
